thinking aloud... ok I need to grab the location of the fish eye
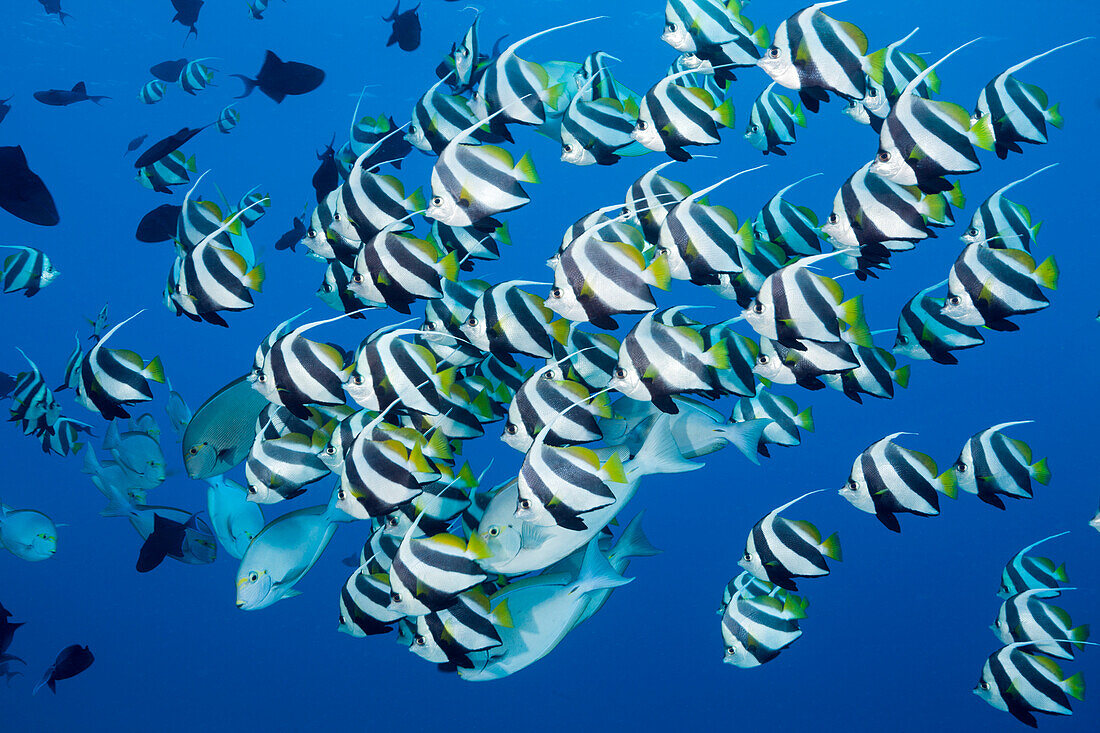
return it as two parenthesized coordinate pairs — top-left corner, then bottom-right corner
(726, 646), (736, 655)
(750, 124), (759, 133)
(614, 367), (626, 379)
(621, 206), (630, 217)
(188, 447), (199, 455)
(743, 551), (752, 561)
(248, 485), (258, 494)
(323, 283), (334, 292)
(338, 489), (346, 500)
(956, 461), (968, 473)
(767, 47), (780, 59)
(563, 144), (573, 153)
(980, 681), (990, 690)
(967, 227), (979, 237)
(333, 212), (341, 221)
(828, 213), (839, 224)
(249, 572), (258, 582)
(551, 287), (562, 299)
(390, 592), (401, 603)
(877, 151), (891, 163)
(974, 110), (984, 119)
(422, 322), (436, 331)
(352, 374), (364, 385)
(868, 88), (878, 98)
(414, 635), (426, 646)
(466, 316), (479, 328)
(387, 516), (399, 528)
(431, 196), (443, 207)
(636, 120), (648, 131)
(897, 335), (908, 344)
(308, 229), (316, 237)
(657, 247), (669, 256)
(487, 526), (500, 537)
(847, 479), (859, 490)
(326, 446), (337, 455)
(666, 22), (677, 32)
(518, 498), (531, 510)
(757, 355), (769, 365)
(352, 273), (364, 283)
(505, 423), (518, 435)
(948, 296), (961, 306)
(752, 302), (765, 315)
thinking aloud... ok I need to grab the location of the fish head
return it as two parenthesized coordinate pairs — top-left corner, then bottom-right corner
(560, 136), (595, 167)
(301, 216), (336, 261)
(458, 304), (491, 354)
(1089, 511), (1100, 532)
(334, 484), (371, 521)
(757, 44), (798, 89)
(343, 366), (377, 411)
(752, 344), (790, 384)
(939, 289), (984, 327)
(961, 217), (984, 246)
(40, 262), (60, 286)
(236, 567), (274, 610)
(244, 480), (281, 505)
(868, 146), (911, 185)
(404, 121), (431, 152)
(44, 396), (62, 426)
(738, 541), (766, 580)
(328, 201), (361, 248)
(476, 522), (522, 573)
(723, 642), (763, 669)
(972, 659), (1006, 711)
(248, 364), (279, 404)
(316, 269), (345, 313)
(654, 243), (689, 281)
(744, 114), (770, 152)
(952, 441), (978, 495)
(608, 357), (644, 401)
(837, 469), (874, 514)
(501, 413), (534, 452)
(990, 608), (1012, 645)
(31, 531), (57, 560)
(891, 322), (929, 361)
(544, 284), (586, 324)
(819, 207), (859, 250)
(861, 82), (890, 120)
(661, 9), (696, 53)
(741, 297), (776, 340)
(841, 97), (871, 126)
(630, 111), (664, 152)
(184, 440), (219, 478)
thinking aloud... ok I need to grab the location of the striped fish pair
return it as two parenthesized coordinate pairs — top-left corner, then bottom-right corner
(838, 432), (956, 533)
(745, 83), (805, 155)
(993, 588), (1089, 660)
(339, 567), (403, 637)
(892, 280), (984, 365)
(730, 390), (814, 457)
(821, 341), (910, 403)
(721, 575), (809, 668)
(560, 77), (642, 166)
(316, 260), (376, 316)
(344, 328), (455, 416)
(739, 490), (841, 590)
(941, 243), (1058, 331)
(387, 526), (490, 616)
(625, 161), (693, 246)
(998, 532), (1070, 599)
(973, 40), (1088, 159)
(409, 588), (506, 669)
(251, 312), (353, 419)
(954, 421), (1051, 510)
(502, 360), (611, 452)
(37, 417), (90, 456)
(844, 29), (934, 131)
(461, 280), (568, 360)
(74, 312), (165, 421)
(632, 68), (736, 161)
(419, 279), (490, 368)
(872, 40), (994, 193)
(349, 227), (458, 314)
(136, 150), (195, 193)
(408, 77), (490, 155)
(962, 165), (1055, 251)
(331, 152), (424, 247)
(974, 642), (1088, 727)
(548, 328), (620, 390)
(663, 0), (766, 83)
(753, 337), (859, 391)
(758, 1), (879, 113)
(1, 245), (58, 297)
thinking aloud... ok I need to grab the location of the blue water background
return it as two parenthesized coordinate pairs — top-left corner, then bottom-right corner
(1, 0), (1098, 730)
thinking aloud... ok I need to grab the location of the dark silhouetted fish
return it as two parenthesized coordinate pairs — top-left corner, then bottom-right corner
(275, 216), (306, 251)
(232, 51), (325, 103)
(0, 96), (11, 125)
(125, 134), (148, 155)
(0, 372), (17, 400)
(136, 204), (182, 243)
(136, 513), (197, 572)
(37, 0), (71, 23)
(33, 645), (94, 694)
(384, 3), (422, 52)
(33, 82), (110, 106)
(0, 146), (59, 226)
(171, 0), (203, 40)
(0, 601), (23, 654)
(150, 58), (188, 83)
(134, 125), (209, 169)
(313, 137), (339, 203)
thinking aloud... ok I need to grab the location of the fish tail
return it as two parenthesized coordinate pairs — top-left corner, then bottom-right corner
(704, 338), (730, 370)
(791, 102), (807, 128)
(839, 296), (872, 347)
(437, 251), (459, 282)
(626, 414), (702, 480)
(969, 113), (995, 151)
(751, 25), (771, 49)
(1055, 563), (1070, 582)
(819, 532), (842, 562)
(865, 48), (886, 85)
(712, 418), (769, 465)
(1046, 102), (1064, 129)
(893, 364), (911, 388)
(795, 406), (814, 432)
(405, 187), (427, 212)
(1031, 456), (1052, 485)
(245, 263), (265, 292)
(144, 355), (166, 384)
(574, 539), (632, 596)
(713, 98), (736, 129)
(783, 592), (809, 620)
(1033, 255), (1059, 290)
(513, 151), (539, 184)
(937, 467), (958, 499)
(1064, 671), (1085, 701)
(644, 254), (672, 291)
(231, 74), (258, 99)
(946, 179), (966, 209)
(1071, 624), (1091, 649)
(614, 511), (661, 559)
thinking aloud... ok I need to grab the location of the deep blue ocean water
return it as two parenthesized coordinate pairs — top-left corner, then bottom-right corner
(1, 0), (1098, 730)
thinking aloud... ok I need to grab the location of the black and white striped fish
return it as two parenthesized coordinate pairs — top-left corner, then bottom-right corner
(953, 421), (1051, 510)
(745, 82), (805, 155)
(893, 280), (984, 365)
(215, 104), (240, 134)
(962, 165), (1055, 251)
(739, 490), (841, 590)
(560, 72), (642, 167)
(758, 1), (879, 112)
(344, 328), (454, 416)
(301, 190), (350, 264)
(348, 225), (458, 314)
(138, 80), (167, 105)
(608, 308), (729, 413)
(662, 0), (757, 57)
(730, 389), (813, 457)
(699, 322), (757, 398)
(821, 341), (910, 403)
(743, 251), (870, 349)
(708, 234), (789, 308)
(409, 588), (506, 668)
(998, 532), (1070, 599)
(974, 642), (1087, 728)
(838, 431), (957, 532)
(502, 359), (611, 452)
(871, 39), (994, 193)
(460, 280), (568, 360)
(9, 348), (61, 435)
(387, 525), (489, 616)
(407, 76), (503, 155)
(419, 278), (490, 368)
(632, 68), (736, 161)
(973, 39), (1089, 159)
(547, 328), (621, 390)
(136, 150), (195, 193)
(250, 312), (353, 419)
(317, 260), (376, 317)
(624, 160), (693, 245)
(753, 337), (859, 391)
(330, 150), (424, 248)
(426, 111), (539, 229)
(38, 417), (91, 457)
(74, 312), (165, 421)
(993, 588), (1089, 660)
(941, 243), (1058, 331)
(170, 231), (264, 327)
(1, 245), (58, 297)
(547, 232), (669, 329)
(339, 567), (403, 637)
(177, 58), (216, 94)
(435, 11), (491, 94)
(244, 431), (330, 503)
(721, 579), (809, 668)
(335, 416), (438, 520)
(845, 29), (931, 131)
(515, 433), (626, 531)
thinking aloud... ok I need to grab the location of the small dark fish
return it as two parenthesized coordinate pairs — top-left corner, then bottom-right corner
(384, 2), (422, 52)
(0, 371), (17, 400)
(33, 82), (110, 107)
(150, 58), (189, 83)
(274, 216), (306, 251)
(0, 602), (23, 654)
(37, 0), (72, 24)
(232, 50), (325, 103)
(312, 137), (339, 203)
(0, 96), (11, 125)
(136, 204), (182, 243)
(0, 145), (60, 226)
(134, 125), (209, 169)
(136, 513), (212, 572)
(171, 0), (204, 40)
(125, 134), (148, 155)
(33, 645), (94, 695)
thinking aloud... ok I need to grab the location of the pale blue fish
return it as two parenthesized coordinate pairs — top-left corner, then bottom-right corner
(0, 500), (58, 561)
(205, 475), (264, 559)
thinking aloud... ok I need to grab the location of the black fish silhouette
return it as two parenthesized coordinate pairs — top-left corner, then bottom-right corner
(33, 82), (110, 106)
(274, 216), (306, 251)
(0, 146), (60, 226)
(33, 645), (94, 694)
(384, 2), (422, 52)
(150, 58), (188, 83)
(312, 136), (339, 203)
(0, 96), (11, 125)
(37, 0), (71, 23)
(125, 134), (148, 155)
(133, 125), (209, 169)
(136, 204), (182, 243)
(171, 0), (203, 40)
(232, 51), (324, 103)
